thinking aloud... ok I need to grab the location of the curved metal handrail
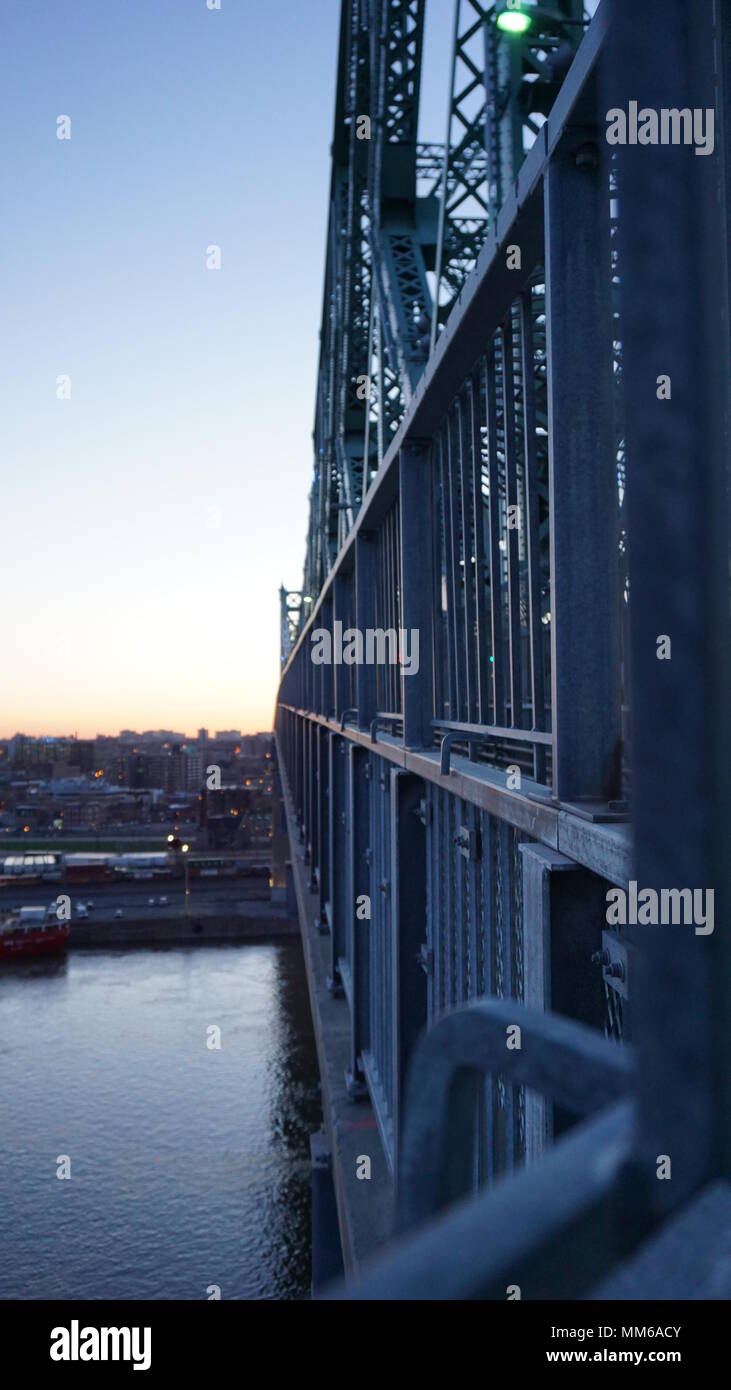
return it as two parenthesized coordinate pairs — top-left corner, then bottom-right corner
(396, 996), (634, 1232)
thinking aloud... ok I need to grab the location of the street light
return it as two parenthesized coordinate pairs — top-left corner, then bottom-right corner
(167, 835), (191, 914)
(181, 843), (190, 913)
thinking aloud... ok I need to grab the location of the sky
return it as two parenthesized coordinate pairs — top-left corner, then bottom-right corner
(0, 0), (459, 739)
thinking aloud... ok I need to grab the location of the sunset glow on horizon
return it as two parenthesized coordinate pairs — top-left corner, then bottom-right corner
(0, 0), (341, 741)
(0, 2), (455, 741)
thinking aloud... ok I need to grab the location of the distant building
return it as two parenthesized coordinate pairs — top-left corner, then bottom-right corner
(146, 755), (170, 792)
(8, 735), (27, 765)
(70, 740), (95, 773)
(184, 749), (204, 792)
(51, 763), (82, 781)
(168, 747), (184, 795)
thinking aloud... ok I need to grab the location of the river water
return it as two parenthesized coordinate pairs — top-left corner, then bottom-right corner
(0, 942), (321, 1299)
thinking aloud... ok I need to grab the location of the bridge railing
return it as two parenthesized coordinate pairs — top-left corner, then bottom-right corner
(276, 0), (628, 1187)
(276, 0), (729, 1289)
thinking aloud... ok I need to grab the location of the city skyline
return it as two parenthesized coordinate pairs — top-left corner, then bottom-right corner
(0, 726), (268, 741)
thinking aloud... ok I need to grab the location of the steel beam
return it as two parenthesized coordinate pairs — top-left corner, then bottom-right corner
(608, 0), (731, 1213)
(545, 131), (620, 804)
(346, 743), (371, 1094)
(399, 440), (434, 746)
(327, 732), (346, 988)
(390, 769), (428, 1175)
(355, 532), (377, 731)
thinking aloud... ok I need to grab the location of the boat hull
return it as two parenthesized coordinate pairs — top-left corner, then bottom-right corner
(0, 924), (70, 960)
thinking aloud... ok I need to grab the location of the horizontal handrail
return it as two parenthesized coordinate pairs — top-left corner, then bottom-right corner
(323, 1100), (635, 1300)
(433, 719), (552, 775)
(276, 704), (633, 889)
(370, 712), (403, 744)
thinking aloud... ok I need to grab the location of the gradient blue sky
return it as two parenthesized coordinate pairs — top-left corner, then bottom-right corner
(0, 0), (456, 737)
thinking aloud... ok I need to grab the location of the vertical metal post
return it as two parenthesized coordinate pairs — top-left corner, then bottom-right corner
(330, 578), (344, 722)
(295, 716), (303, 832)
(520, 289), (547, 780)
(320, 591), (334, 718)
(454, 801), (465, 1001)
(457, 393), (477, 727)
(443, 793), (454, 1010)
(437, 434), (457, 719)
(346, 744), (370, 1097)
(327, 733), (345, 986)
(318, 727), (330, 929)
(445, 423), (465, 720)
(355, 533), (376, 731)
(310, 1133), (344, 1294)
(431, 789), (443, 1017)
(497, 820), (515, 1174)
(468, 367), (491, 724)
(430, 0), (461, 353)
(545, 133), (620, 804)
(479, 811), (495, 1186)
(719, 0), (731, 363)
(608, 0), (731, 1212)
(299, 717), (306, 844)
(501, 315), (523, 731)
(305, 632), (313, 711)
(391, 769), (428, 1178)
(518, 842), (554, 1161)
(399, 440), (434, 747)
(308, 724), (317, 885)
(484, 348), (506, 725)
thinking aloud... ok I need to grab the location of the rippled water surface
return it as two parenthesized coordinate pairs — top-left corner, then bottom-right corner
(0, 943), (321, 1299)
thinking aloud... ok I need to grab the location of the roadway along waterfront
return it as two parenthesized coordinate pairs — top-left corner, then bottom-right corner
(0, 878), (297, 945)
(0, 879), (270, 918)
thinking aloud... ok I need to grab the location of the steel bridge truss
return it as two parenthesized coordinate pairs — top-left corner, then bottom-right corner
(301, 0), (588, 617)
(279, 0), (730, 1296)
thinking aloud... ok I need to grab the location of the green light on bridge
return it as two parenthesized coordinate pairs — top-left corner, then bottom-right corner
(496, 6), (532, 34)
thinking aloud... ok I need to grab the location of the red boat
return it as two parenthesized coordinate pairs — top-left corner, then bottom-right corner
(0, 906), (70, 960)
